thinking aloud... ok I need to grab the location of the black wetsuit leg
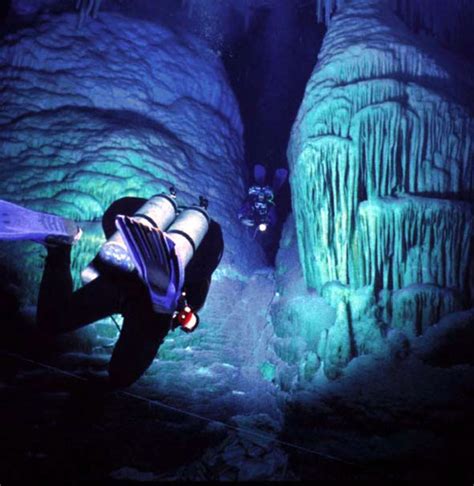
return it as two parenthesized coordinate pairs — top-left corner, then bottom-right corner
(37, 245), (122, 333)
(37, 245), (172, 387)
(108, 290), (171, 388)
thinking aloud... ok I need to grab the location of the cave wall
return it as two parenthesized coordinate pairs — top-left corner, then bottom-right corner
(285, 0), (474, 378)
(0, 10), (264, 303)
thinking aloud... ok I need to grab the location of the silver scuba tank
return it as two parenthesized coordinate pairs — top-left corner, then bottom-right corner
(98, 193), (178, 271)
(81, 193), (177, 284)
(166, 202), (210, 268)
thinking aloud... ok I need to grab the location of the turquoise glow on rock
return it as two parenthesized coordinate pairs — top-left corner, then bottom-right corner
(288, 2), (474, 291)
(259, 361), (276, 382)
(289, 0), (474, 303)
(284, 0), (474, 380)
(0, 10), (261, 304)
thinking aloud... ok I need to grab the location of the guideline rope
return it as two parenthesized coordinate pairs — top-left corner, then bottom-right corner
(2, 350), (356, 467)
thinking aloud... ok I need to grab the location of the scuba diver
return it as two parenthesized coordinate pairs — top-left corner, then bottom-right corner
(0, 189), (223, 387)
(238, 164), (288, 235)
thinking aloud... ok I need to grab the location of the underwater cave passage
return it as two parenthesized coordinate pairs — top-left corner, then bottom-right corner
(221, 0), (326, 263)
(1, 0), (474, 482)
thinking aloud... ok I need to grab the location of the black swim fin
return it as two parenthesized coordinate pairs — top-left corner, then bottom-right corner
(115, 215), (184, 314)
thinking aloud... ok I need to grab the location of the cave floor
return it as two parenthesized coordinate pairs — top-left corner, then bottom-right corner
(1, 269), (474, 481)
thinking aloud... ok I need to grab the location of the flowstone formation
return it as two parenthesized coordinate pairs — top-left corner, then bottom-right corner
(0, 10), (262, 304)
(285, 0), (474, 379)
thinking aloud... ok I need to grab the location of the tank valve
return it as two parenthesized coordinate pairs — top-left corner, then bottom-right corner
(199, 196), (209, 209)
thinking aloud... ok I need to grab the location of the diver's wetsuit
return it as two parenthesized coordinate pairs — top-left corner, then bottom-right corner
(37, 197), (224, 387)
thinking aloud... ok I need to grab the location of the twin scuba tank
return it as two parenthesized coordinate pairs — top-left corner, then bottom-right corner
(81, 189), (210, 284)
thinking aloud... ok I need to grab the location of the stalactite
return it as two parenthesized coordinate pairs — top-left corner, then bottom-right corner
(356, 196), (473, 292)
(294, 0), (473, 273)
(76, 0), (102, 26)
(315, 0), (474, 55)
(315, 0), (347, 25)
(291, 0), (474, 348)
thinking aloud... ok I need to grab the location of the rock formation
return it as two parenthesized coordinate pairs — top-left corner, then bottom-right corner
(285, 0), (474, 378)
(0, 10), (263, 302)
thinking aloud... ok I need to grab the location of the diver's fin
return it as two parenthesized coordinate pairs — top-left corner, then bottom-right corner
(115, 215), (184, 314)
(254, 164), (266, 186)
(272, 168), (288, 194)
(0, 199), (81, 245)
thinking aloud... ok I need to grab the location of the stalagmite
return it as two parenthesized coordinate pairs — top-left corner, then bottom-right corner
(391, 284), (460, 338)
(323, 301), (353, 379)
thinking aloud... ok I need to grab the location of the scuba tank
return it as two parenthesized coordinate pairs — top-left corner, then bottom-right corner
(165, 196), (210, 268)
(81, 192), (210, 284)
(81, 191), (178, 284)
(81, 191), (211, 333)
(99, 193), (178, 271)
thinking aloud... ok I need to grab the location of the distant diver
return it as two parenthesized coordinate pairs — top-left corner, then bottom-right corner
(238, 164), (288, 235)
(0, 189), (223, 387)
